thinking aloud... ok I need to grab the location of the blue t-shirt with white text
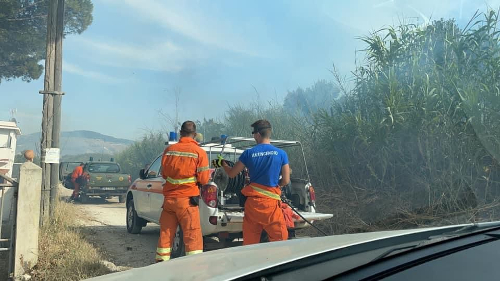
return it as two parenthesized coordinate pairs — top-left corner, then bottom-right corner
(239, 144), (289, 187)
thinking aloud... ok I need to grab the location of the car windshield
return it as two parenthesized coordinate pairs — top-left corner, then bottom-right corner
(4, 0), (500, 278)
(88, 163), (120, 173)
(216, 138), (311, 181)
(65, 162), (81, 173)
(207, 150), (242, 165)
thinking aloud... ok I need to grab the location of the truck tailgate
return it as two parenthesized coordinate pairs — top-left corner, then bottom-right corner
(226, 211), (333, 223)
(294, 212), (333, 222)
(88, 173), (129, 187)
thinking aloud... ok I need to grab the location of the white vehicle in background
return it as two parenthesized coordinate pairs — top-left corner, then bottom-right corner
(0, 120), (21, 179)
(125, 136), (333, 258)
(0, 120), (21, 222)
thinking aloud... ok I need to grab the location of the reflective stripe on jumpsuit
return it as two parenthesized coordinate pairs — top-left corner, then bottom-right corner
(156, 136), (210, 261)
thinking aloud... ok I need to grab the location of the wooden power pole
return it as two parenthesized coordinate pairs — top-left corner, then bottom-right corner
(40, 0), (65, 224)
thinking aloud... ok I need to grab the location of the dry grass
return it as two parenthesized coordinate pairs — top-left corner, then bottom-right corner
(29, 201), (112, 281)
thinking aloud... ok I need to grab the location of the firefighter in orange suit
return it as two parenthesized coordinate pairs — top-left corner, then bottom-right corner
(156, 121), (210, 262)
(213, 119), (290, 245)
(70, 163), (84, 200)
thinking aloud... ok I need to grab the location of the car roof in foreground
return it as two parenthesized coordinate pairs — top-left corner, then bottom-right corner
(86, 222), (500, 281)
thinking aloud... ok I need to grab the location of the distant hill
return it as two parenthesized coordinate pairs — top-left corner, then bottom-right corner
(16, 130), (133, 156)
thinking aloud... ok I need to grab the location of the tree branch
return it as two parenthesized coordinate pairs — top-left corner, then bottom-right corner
(5, 14), (47, 21)
(15, 0), (46, 14)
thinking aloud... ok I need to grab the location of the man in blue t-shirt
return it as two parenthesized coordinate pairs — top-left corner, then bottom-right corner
(214, 119), (290, 245)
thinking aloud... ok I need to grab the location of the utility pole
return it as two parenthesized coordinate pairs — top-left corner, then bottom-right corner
(40, 0), (65, 224)
(50, 0), (64, 217)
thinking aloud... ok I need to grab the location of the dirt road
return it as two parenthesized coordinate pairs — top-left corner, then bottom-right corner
(59, 187), (160, 268)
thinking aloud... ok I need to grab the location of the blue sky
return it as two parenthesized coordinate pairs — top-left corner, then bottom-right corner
(1, 0), (499, 140)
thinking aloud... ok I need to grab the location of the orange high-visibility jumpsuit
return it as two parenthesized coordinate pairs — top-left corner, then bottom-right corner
(281, 202), (300, 229)
(241, 182), (288, 245)
(71, 165), (83, 199)
(156, 137), (210, 262)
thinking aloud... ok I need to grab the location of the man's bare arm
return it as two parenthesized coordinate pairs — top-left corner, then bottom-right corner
(222, 161), (246, 178)
(279, 164), (290, 187)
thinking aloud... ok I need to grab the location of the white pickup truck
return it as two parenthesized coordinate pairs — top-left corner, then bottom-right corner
(125, 136), (333, 258)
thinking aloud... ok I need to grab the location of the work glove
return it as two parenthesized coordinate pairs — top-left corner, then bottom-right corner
(212, 155), (226, 168)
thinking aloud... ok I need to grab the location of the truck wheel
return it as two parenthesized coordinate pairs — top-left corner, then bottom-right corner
(126, 199), (145, 234)
(119, 195), (126, 203)
(80, 194), (89, 203)
(170, 226), (186, 259)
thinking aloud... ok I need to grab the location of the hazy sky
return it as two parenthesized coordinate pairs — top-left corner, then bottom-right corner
(1, 0), (498, 140)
